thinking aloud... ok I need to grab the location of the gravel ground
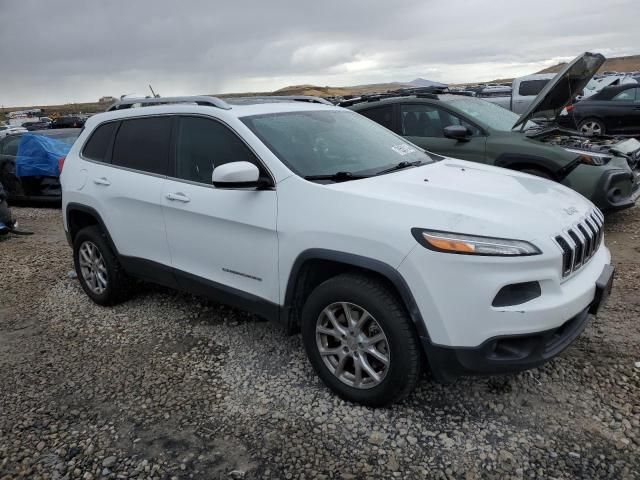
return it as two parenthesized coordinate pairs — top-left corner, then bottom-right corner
(0, 206), (639, 480)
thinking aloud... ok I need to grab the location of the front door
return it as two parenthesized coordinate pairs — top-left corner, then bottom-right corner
(398, 104), (487, 163)
(162, 116), (279, 306)
(610, 87), (640, 134)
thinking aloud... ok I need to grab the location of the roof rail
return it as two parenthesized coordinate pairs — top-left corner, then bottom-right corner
(225, 95), (334, 106)
(106, 96), (232, 112)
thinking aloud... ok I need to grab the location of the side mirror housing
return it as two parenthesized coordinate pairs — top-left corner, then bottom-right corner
(212, 161), (267, 188)
(443, 125), (471, 142)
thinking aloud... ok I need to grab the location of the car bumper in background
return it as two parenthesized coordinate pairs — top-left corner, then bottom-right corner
(591, 168), (640, 211)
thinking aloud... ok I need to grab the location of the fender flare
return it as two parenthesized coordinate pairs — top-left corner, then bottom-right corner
(282, 248), (430, 341)
(65, 203), (119, 254)
(493, 153), (562, 178)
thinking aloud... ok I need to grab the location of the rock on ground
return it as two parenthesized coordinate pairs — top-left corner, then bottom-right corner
(0, 206), (639, 479)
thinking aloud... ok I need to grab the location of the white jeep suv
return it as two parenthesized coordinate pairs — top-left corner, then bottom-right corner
(61, 95), (614, 406)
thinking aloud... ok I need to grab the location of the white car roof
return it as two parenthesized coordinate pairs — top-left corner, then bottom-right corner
(84, 99), (343, 128)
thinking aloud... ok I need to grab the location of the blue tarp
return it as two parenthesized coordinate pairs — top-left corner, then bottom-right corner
(15, 133), (73, 177)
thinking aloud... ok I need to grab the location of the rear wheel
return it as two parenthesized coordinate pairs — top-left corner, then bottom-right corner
(73, 226), (131, 305)
(301, 273), (421, 406)
(578, 118), (605, 136)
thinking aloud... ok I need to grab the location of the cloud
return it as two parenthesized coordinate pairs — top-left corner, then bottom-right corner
(0, 0), (638, 106)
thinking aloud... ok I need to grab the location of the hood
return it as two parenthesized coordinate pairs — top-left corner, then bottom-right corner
(331, 159), (594, 241)
(513, 52), (605, 130)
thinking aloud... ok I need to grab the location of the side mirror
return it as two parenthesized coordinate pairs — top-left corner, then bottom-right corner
(212, 161), (265, 188)
(443, 125), (471, 142)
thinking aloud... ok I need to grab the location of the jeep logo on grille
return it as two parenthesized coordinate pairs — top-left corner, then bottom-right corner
(563, 207), (578, 216)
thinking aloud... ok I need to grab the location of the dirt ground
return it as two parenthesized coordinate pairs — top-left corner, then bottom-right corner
(0, 206), (638, 479)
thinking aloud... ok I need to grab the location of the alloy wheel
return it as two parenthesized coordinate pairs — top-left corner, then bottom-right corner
(78, 240), (108, 294)
(315, 302), (390, 389)
(580, 121), (603, 136)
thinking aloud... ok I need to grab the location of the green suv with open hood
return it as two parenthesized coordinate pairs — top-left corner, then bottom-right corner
(344, 52), (640, 212)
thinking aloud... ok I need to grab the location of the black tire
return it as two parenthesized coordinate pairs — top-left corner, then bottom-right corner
(518, 168), (553, 180)
(301, 273), (421, 407)
(578, 118), (606, 136)
(73, 225), (132, 305)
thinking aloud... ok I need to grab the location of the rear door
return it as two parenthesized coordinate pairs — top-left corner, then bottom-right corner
(162, 115), (279, 304)
(81, 117), (173, 280)
(397, 104), (487, 162)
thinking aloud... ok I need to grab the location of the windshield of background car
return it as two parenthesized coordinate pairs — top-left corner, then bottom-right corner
(241, 110), (433, 177)
(444, 97), (536, 131)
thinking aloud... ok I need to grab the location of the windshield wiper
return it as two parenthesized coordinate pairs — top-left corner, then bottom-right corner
(375, 160), (424, 176)
(303, 171), (370, 182)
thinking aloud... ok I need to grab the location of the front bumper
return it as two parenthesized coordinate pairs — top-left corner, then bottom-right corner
(591, 168), (640, 212)
(398, 232), (612, 380)
(424, 262), (613, 382)
(423, 306), (591, 382)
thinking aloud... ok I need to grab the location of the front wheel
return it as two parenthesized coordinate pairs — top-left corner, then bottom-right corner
(301, 273), (421, 406)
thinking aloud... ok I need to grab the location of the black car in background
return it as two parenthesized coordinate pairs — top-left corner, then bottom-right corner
(22, 120), (52, 131)
(558, 83), (640, 136)
(50, 115), (86, 129)
(0, 129), (81, 203)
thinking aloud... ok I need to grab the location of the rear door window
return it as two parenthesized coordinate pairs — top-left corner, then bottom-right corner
(359, 106), (395, 131)
(612, 88), (638, 101)
(82, 122), (118, 162)
(2, 136), (22, 157)
(112, 117), (171, 175)
(518, 79), (550, 96)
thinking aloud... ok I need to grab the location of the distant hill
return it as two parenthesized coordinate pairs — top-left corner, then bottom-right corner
(5, 54), (638, 118)
(537, 54), (640, 74)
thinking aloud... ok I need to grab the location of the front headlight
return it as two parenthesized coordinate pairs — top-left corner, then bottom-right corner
(577, 154), (609, 166)
(411, 229), (541, 256)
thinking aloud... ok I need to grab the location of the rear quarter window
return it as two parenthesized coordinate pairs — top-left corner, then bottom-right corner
(518, 79), (550, 97)
(82, 122), (118, 162)
(112, 117), (171, 175)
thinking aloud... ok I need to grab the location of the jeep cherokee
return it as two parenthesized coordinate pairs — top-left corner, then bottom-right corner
(61, 95), (614, 406)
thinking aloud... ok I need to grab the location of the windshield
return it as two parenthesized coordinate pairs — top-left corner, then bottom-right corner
(443, 97), (536, 131)
(241, 110), (433, 178)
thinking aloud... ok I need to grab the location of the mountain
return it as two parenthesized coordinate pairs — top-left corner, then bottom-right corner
(406, 78), (448, 88)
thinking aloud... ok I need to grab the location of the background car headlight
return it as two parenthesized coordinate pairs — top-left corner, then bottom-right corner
(577, 154), (609, 166)
(411, 229), (541, 256)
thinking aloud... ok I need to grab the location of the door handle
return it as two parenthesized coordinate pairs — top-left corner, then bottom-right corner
(93, 177), (110, 186)
(166, 192), (191, 203)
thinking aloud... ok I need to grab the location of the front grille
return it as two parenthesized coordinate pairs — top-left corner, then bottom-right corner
(554, 208), (604, 278)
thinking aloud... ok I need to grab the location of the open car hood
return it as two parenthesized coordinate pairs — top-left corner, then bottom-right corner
(513, 52), (605, 130)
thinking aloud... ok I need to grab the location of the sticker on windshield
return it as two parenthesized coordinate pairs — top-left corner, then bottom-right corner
(391, 144), (416, 156)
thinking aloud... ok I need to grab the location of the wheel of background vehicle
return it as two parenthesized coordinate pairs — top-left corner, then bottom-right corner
(518, 168), (553, 180)
(73, 225), (132, 306)
(578, 118), (605, 136)
(301, 273), (421, 406)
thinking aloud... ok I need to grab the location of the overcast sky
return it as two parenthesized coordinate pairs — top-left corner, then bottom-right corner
(1, 0), (638, 107)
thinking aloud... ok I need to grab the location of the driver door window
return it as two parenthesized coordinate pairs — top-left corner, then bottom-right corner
(175, 117), (260, 184)
(400, 105), (480, 138)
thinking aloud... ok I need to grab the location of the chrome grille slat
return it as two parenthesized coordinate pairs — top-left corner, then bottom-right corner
(554, 209), (604, 278)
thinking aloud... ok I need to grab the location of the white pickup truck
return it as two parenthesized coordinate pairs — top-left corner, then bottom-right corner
(480, 73), (555, 114)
